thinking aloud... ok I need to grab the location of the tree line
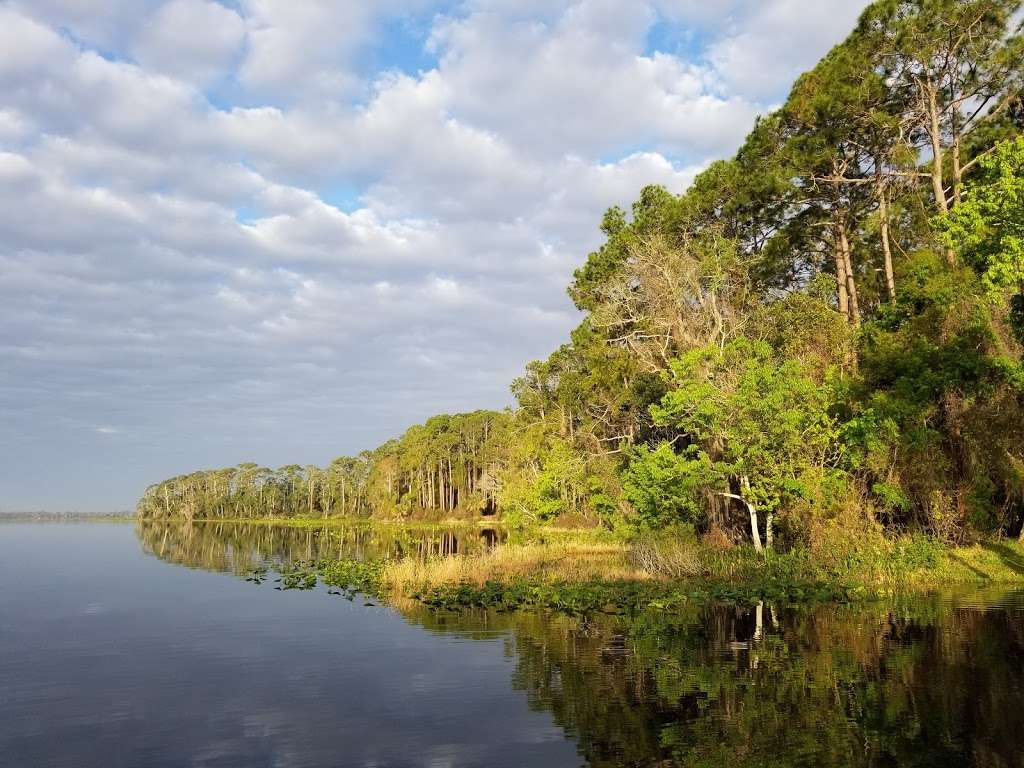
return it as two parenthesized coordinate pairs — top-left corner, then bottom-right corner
(136, 411), (509, 520)
(140, 0), (1024, 548)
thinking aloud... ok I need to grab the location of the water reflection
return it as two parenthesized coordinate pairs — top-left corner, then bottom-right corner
(136, 518), (505, 575)
(138, 522), (1024, 768)
(398, 598), (1024, 768)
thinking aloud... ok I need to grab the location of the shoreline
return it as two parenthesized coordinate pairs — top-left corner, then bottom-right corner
(187, 517), (1024, 610)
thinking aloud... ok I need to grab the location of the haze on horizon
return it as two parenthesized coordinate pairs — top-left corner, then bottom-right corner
(0, 0), (871, 512)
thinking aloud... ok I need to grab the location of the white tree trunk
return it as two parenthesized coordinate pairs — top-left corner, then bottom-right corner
(741, 476), (763, 552)
(717, 479), (763, 552)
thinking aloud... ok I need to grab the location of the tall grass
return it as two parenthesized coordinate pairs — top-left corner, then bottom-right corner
(627, 532), (1024, 591)
(383, 541), (647, 591)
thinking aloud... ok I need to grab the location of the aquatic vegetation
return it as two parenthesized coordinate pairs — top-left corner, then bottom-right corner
(318, 559), (386, 598)
(411, 578), (855, 616)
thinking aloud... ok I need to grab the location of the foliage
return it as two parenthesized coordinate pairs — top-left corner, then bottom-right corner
(937, 135), (1024, 336)
(647, 339), (847, 528)
(621, 444), (712, 529)
(137, 410), (511, 521)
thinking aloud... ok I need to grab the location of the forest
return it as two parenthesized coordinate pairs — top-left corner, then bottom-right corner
(138, 0), (1024, 554)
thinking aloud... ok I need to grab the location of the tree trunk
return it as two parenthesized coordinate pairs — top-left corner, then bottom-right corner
(839, 223), (861, 328)
(447, 462), (452, 511)
(951, 107), (963, 207)
(839, 227), (856, 325)
(833, 232), (850, 320)
(766, 511), (774, 551)
(927, 84), (948, 215)
(877, 171), (897, 303)
(926, 83), (957, 266)
(718, 480), (763, 553)
(741, 476), (764, 553)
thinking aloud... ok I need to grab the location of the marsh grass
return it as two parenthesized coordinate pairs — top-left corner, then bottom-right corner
(628, 533), (1024, 593)
(383, 541), (647, 591)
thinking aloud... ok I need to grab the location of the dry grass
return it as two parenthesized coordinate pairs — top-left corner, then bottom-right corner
(628, 536), (709, 578)
(381, 541), (650, 591)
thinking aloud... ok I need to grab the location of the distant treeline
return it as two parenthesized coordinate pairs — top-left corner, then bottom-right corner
(141, 0), (1024, 547)
(0, 512), (135, 521)
(137, 411), (509, 521)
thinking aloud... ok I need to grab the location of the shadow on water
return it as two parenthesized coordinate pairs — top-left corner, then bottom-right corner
(137, 521), (1024, 768)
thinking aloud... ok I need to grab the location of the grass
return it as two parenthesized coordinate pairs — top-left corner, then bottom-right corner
(906, 541), (1024, 585)
(382, 540), (648, 591)
(627, 533), (1024, 593)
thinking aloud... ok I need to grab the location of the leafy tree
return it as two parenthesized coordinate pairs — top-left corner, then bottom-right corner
(938, 136), (1024, 335)
(650, 339), (846, 549)
(622, 444), (715, 530)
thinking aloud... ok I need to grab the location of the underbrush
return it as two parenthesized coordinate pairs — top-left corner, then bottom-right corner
(629, 530), (1024, 592)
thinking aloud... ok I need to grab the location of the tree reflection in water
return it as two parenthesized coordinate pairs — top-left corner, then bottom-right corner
(136, 518), (504, 575)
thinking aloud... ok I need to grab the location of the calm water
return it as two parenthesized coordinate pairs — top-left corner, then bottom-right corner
(2, 522), (1024, 768)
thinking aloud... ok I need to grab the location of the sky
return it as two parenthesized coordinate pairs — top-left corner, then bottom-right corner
(0, 0), (872, 512)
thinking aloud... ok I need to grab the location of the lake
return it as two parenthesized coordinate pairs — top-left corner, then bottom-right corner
(2, 521), (1023, 768)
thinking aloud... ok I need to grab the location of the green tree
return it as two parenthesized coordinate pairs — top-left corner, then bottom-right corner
(650, 339), (846, 549)
(938, 136), (1024, 334)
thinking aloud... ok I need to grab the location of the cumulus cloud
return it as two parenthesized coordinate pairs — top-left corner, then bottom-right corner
(8, 0), (165, 51)
(427, 2), (757, 160)
(707, 0), (869, 100)
(237, 0), (436, 103)
(132, 0), (246, 86)
(0, 0), (872, 510)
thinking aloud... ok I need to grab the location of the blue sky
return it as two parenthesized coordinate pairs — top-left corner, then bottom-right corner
(0, 0), (871, 511)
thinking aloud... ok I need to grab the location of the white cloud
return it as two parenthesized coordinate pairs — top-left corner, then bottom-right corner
(426, 2), (758, 160)
(708, 0), (869, 99)
(8, 0), (164, 52)
(236, 0), (435, 103)
(132, 0), (246, 86)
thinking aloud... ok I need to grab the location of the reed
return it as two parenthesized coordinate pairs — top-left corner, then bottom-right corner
(381, 541), (648, 591)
